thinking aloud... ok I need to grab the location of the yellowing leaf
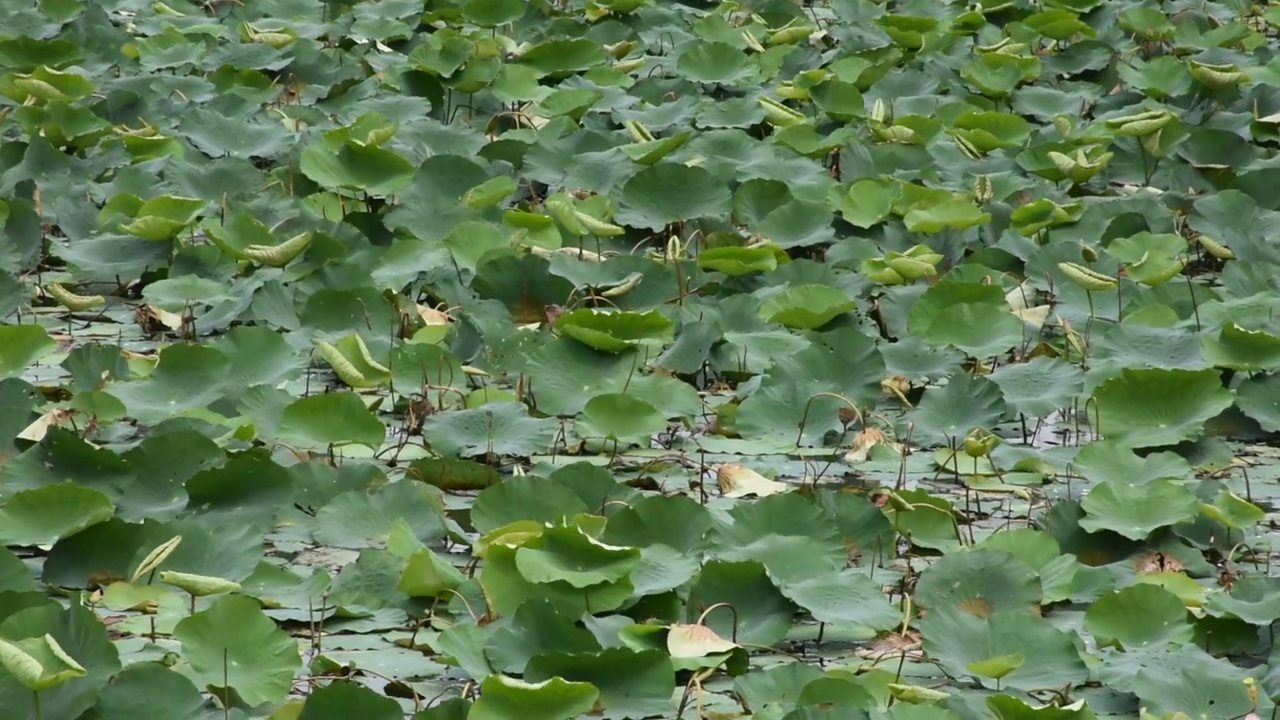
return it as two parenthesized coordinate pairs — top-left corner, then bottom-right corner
(716, 463), (787, 498)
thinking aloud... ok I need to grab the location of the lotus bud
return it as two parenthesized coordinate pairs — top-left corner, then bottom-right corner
(612, 58), (645, 74)
(1080, 245), (1098, 263)
(962, 428), (998, 458)
(1052, 115), (1074, 139)
(973, 175), (993, 203)
(603, 40), (634, 60)
(954, 132), (983, 159)
(870, 98), (887, 123)
(742, 30), (766, 53)
(775, 82), (809, 101)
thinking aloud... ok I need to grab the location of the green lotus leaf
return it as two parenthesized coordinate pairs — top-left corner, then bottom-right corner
(87, 662), (212, 720)
(675, 42), (755, 85)
(468, 675), (599, 720)
(1200, 488), (1263, 530)
(903, 199), (991, 233)
(0, 484), (113, 547)
(0, 634), (85, 691)
(555, 309), (674, 352)
(810, 79), (864, 122)
(398, 548), (466, 598)
(1010, 198), (1083, 236)
(471, 476), (590, 536)
(909, 372), (1007, 445)
(1070, 440), (1191, 486)
(907, 280), (1024, 357)
(484, 536), (634, 615)
(1204, 576), (1280, 626)
(577, 392), (666, 444)
(173, 595), (301, 705)
(1201, 323), (1280, 371)
(0, 603), (120, 716)
(524, 648), (674, 718)
(986, 694), (1098, 719)
(987, 357), (1085, 419)
(117, 196), (207, 241)
(758, 284), (857, 329)
(518, 38), (607, 75)
(1024, 9), (1094, 40)
(486, 598), (600, 675)
(952, 111), (1031, 151)
(515, 525), (640, 588)
(0, 325), (56, 379)
(1090, 368), (1234, 447)
(614, 163), (732, 230)
(920, 608), (1087, 691)
(106, 344), (231, 425)
(618, 130), (692, 165)
(775, 568), (901, 631)
(277, 391), (387, 450)
(883, 489), (962, 552)
(1, 66), (94, 104)
(1235, 373), (1280, 431)
(1084, 584), (1193, 649)
(1128, 650), (1254, 719)
(696, 246), (780, 276)
(687, 560), (796, 646)
(461, 0), (526, 26)
(915, 549), (1042, 617)
(961, 53), (1041, 97)
(297, 680), (402, 720)
(299, 142), (415, 196)
(830, 178), (897, 228)
(967, 653), (1025, 681)
(1078, 479), (1199, 540)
